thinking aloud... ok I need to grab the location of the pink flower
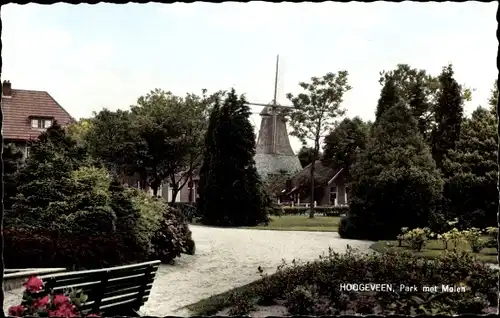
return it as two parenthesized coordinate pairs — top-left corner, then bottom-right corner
(33, 295), (50, 309)
(53, 294), (70, 307)
(8, 304), (26, 317)
(23, 276), (44, 293)
(87, 314), (101, 317)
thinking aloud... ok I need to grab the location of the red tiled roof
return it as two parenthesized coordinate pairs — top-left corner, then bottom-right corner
(2, 89), (74, 141)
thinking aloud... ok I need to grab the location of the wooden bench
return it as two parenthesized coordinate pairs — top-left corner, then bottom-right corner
(39, 260), (161, 317)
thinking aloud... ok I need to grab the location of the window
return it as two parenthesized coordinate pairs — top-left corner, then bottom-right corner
(31, 118), (52, 129)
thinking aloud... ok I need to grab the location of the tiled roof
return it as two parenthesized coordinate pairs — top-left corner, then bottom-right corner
(2, 89), (74, 141)
(290, 160), (340, 187)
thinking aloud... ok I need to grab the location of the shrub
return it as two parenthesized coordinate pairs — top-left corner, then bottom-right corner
(442, 228), (465, 251)
(227, 292), (256, 316)
(461, 228), (485, 253)
(402, 227), (434, 251)
(483, 227), (498, 252)
(247, 247), (497, 315)
(285, 284), (319, 315)
(338, 215), (359, 239)
(150, 203), (196, 263)
(169, 202), (199, 222)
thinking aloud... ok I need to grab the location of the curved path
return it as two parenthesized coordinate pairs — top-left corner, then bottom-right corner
(140, 225), (374, 316)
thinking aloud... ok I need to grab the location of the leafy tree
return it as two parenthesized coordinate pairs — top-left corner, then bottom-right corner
(66, 118), (93, 148)
(3, 144), (24, 210)
(129, 89), (215, 198)
(86, 109), (144, 185)
(284, 71), (352, 218)
(379, 64), (472, 144)
(297, 146), (316, 168)
(345, 101), (443, 240)
(322, 116), (371, 175)
(431, 64), (465, 169)
(198, 89), (271, 226)
(441, 106), (498, 228)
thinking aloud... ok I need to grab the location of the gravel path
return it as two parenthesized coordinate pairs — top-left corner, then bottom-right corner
(140, 225), (374, 316)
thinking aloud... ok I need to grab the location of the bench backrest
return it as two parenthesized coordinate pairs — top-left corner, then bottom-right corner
(39, 260), (161, 315)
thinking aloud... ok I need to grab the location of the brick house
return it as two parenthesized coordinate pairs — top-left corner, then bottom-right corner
(1, 80), (74, 157)
(282, 160), (350, 206)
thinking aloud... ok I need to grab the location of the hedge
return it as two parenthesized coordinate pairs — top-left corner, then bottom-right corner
(280, 205), (348, 216)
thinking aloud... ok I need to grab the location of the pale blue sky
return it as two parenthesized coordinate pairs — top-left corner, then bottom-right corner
(2, 2), (498, 151)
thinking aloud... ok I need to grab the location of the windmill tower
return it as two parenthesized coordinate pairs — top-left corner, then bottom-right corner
(248, 55), (302, 178)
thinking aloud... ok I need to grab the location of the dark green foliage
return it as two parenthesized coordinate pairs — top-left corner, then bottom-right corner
(322, 116), (371, 174)
(345, 101), (443, 240)
(211, 248), (497, 315)
(441, 106), (498, 229)
(297, 146), (316, 168)
(151, 207), (196, 263)
(431, 64), (464, 169)
(3, 144), (24, 210)
(198, 89), (271, 226)
(375, 77), (400, 121)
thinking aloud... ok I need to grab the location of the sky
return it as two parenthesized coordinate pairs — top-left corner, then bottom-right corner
(2, 2), (498, 152)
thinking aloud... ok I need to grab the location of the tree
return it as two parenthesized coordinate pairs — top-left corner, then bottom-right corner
(375, 77), (400, 121)
(322, 116), (371, 175)
(12, 122), (87, 228)
(284, 71), (352, 218)
(297, 146), (316, 168)
(198, 89), (271, 226)
(431, 64), (465, 170)
(488, 79), (498, 113)
(3, 144), (24, 210)
(86, 109), (141, 183)
(130, 89), (215, 199)
(345, 101), (443, 240)
(379, 64), (472, 144)
(441, 106), (498, 228)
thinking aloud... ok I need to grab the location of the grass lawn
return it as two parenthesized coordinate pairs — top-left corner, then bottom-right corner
(370, 237), (498, 264)
(243, 215), (341, 232)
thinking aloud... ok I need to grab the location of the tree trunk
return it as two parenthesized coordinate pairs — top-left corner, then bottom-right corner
(171, 187), (179, 204)
(309, 159), (315, 218)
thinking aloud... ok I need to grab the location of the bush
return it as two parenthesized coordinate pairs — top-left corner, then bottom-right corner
(169, 202), (199, 222)
(338, 215), (359, 239)
(461, 228), (485, 253)
(244, 247), (498, 315)
(483, 227), (498, 251)
(150, 206), (196, 264)
(402, 227), (434, 251)
(3, 227), (141, 270)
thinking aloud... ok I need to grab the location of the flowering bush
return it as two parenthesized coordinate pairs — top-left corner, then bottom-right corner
(402, 227), (434, 251)
(397, 227), (409, 247)
(8, 276), (99, 318)
(483, 227), (498, 252)
(440, 228), (465, 251)
(461, 228), (485, 253)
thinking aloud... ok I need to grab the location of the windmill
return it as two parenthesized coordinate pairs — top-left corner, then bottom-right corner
(246, 55), (302, 178)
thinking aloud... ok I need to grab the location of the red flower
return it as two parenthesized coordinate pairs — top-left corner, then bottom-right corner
(48, 304), (77, 318)
(33, 295), (50, 309)
(53, 294), (70, 307)
(23, 276), (44, 293)
(8, 304), (26, 317)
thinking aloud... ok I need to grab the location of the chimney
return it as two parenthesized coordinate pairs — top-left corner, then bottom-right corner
(2, 80), (12, 97)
